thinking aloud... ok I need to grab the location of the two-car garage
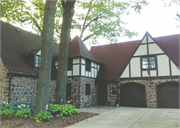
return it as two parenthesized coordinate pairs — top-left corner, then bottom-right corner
(120, 82), (179, 108)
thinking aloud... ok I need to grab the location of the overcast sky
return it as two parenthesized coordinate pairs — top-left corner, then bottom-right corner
(89, 0), (179, 48)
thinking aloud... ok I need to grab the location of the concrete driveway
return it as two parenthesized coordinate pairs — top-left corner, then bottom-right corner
(66, 107), (180, 128)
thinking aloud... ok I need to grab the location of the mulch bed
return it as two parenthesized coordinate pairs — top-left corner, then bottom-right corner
(1, 112), (98, 128)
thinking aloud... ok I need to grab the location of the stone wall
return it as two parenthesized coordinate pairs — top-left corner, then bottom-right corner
(80, 77), (97, 108)
(119, 78), (180, 108)
(107, 78), (179, 108)
(107, 83), (119, 106)
(67, 77), (97, 108)
(4, 76), (56, 103)
(0, 58), (9, 103)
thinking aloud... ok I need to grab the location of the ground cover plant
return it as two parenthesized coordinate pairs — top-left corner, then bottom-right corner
(1, 102), (98, 127)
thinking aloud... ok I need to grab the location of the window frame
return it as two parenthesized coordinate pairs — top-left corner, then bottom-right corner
(35, 54), (41, 68)
(141, 55), (157, 70)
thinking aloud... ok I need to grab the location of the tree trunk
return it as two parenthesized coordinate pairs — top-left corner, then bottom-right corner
(33, 0), (57, 115)
(55, 0), (76, 104)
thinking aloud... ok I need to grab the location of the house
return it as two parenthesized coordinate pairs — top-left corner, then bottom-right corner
(1, 21), (179, 108)
(90, 32), (180, 108)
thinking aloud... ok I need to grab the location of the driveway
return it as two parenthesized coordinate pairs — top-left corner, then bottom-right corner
(66, 107), (180, 128)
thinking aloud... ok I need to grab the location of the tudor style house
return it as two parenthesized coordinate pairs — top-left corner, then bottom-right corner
(1, 21), (180, 108)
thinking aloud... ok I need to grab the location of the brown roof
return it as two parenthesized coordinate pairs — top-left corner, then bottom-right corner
(155, 34), (180, 66)
(1, 21), (59, 76)
(90, 33), (180, 80)
(68, 36), (98, 62)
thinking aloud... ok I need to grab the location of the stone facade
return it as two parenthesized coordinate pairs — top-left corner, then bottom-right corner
(0, 58), (9, 102)
(9, 76), (56, 103)
(107, 83), (119, 106)
(107, 78), (180, 108)
(67, 77), (97, 108)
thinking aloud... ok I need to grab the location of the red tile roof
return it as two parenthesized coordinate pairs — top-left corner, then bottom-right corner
(68, 36), (98, 62)
(90, 33), (180, 80)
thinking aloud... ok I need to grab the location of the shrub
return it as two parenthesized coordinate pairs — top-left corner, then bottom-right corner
(1, 109), (15, 117)
(34, 110), (53, 122)
(15, 109), (31, 118)
(48, 104), (79, 116)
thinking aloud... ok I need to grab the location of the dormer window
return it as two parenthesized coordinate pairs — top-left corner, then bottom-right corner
(35, 50), (41, 68)
(35, 55), (41, 67)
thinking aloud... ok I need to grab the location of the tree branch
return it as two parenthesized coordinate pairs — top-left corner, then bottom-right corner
(82, 29), (101, 42)
(22, 11), (42, 34)
(80, 0), (93, 39)
(84, 12), (103, 29)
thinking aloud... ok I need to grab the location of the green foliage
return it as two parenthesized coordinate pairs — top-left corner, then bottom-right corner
(1, 0), (148, 44)
(33, 110), (53, 122)
(15, 109), (31, 118)
(75, 0), (148, 44)
(0, 0), (62, 41)
(1, 102), (35, 113)
(48, 104), (79, 116)
(1, 109), (15, 117)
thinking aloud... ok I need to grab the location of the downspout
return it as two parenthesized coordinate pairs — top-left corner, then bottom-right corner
(8, 73), (14, 103)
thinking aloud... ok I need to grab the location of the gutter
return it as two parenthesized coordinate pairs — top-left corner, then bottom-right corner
(8, 74), (14, 103)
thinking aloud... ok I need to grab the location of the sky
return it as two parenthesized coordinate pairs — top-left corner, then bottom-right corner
(7, 0), (179, 49)
(88, 0), (180, 48)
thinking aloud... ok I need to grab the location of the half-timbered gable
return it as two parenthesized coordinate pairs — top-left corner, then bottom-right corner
(120, 32), (180, 79)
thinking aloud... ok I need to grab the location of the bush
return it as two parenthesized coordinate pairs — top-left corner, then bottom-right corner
(34, 110), (53, 122)
(1, 102), (35, 113)
(15, 109), (31, 118)
(1, 109), (15, 117)
(48, 104), (79, 116)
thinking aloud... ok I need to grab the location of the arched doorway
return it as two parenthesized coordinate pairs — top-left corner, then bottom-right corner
(157, 82), (179, 108)
(120, 82), (146, 107)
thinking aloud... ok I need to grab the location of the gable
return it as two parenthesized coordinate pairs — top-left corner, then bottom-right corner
(120, 32), (180, 79)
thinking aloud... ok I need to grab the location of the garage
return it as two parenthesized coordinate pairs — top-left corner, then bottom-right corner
(157, 82), (179, 108)
(120, 83), (146, 107)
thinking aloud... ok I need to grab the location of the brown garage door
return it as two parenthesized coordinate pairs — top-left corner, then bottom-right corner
(120, 83), (146, 107)
(157, 82), (179, 108)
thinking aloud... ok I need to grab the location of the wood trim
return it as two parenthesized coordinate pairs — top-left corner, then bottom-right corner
(169, 58), (172, 79)
(148, 32), (179, 67)
(120, 76), (179, 80)
(133, 53), (165, 58)
(80, 57), (81, 77)
(129, 62), (131, 78)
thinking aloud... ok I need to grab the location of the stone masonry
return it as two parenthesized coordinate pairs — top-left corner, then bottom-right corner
(0, 58), (9, 102)
(67, 77), (97, 108)
(107, 78), (180, 108)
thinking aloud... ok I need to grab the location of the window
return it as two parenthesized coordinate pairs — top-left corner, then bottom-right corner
(35, 55), (41, 68)
(86, 59), (91, 71)
(142, 56), (156, 69)
(67, 58), (72, 70)
(86, 84), (90, 95)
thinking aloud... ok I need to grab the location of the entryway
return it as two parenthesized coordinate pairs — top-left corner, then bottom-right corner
(157, 82), (179, 108)
(120, 83), (146, 107)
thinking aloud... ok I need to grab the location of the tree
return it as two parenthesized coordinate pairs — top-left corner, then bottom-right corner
(1, 0), (148, 44)
(0, 0), (62, 42)
(54, 0), (76, 104)
(75, 0), (148, 44)
(33, 0), (57, 115)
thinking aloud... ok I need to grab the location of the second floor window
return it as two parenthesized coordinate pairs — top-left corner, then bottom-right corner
(86, 59), (91, 72)
(35, 55), (41, 68)
(142, 56), (156, 69)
